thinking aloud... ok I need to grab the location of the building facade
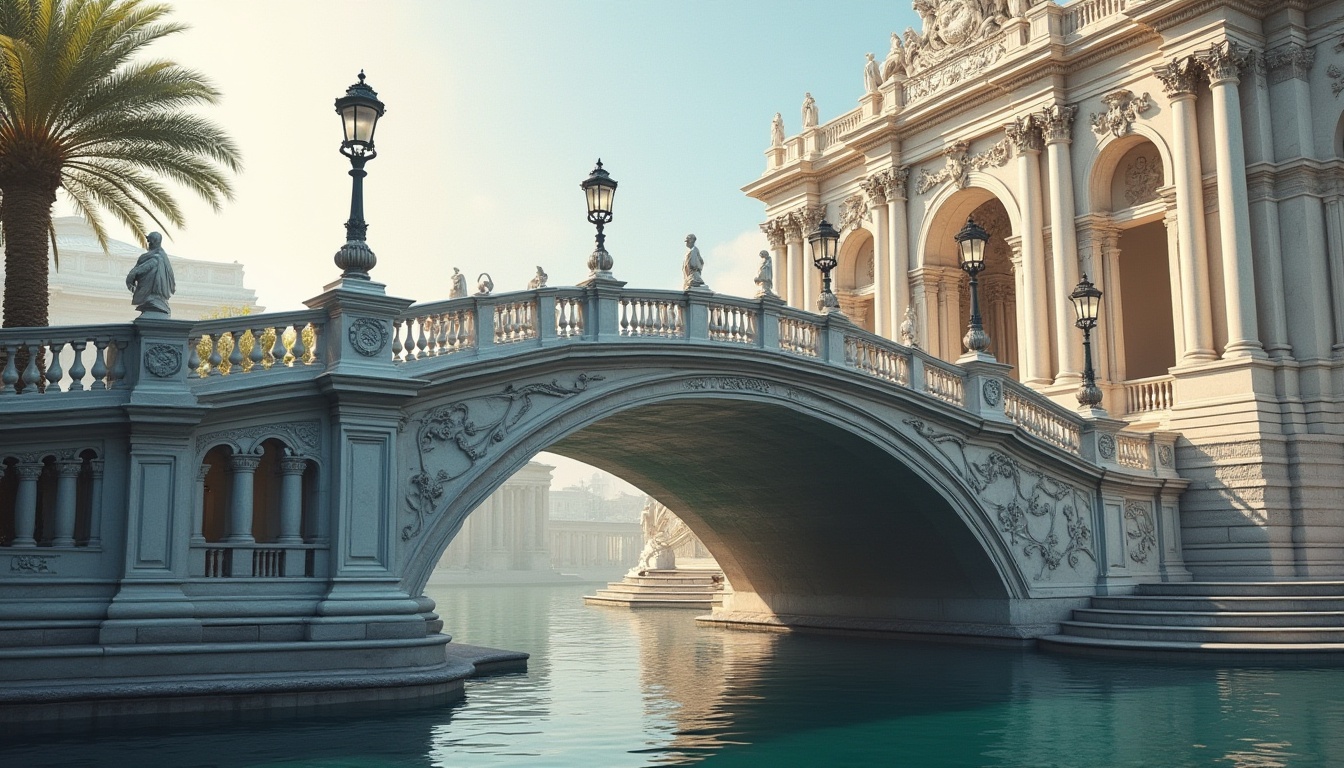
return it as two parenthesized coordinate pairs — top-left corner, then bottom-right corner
(437, 461), (554, 571)
(748, 0), (1344, 579)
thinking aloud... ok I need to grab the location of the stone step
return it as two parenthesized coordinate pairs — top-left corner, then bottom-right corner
(1057, 620), (1344, 644)
(1090, 595), (1344, 613)
(621, 574), (722, 587)
(583, 594), (721, 609)
(1038, 633), (1344, 655)
(593, 587), (722, 599)
(1136, 581), (1344, 597)
(1073, 608), (1344, 628)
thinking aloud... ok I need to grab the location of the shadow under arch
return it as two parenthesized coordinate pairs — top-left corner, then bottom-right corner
(916, 171), (1021, 269)
(399, 360), (1070, 636)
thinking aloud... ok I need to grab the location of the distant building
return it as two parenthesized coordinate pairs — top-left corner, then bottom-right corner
(0, 216), (261, 324)
(437, 461), (553, 571)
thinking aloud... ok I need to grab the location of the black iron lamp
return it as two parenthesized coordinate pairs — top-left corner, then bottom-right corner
(955, 216), (991, 355)
(581, 160), (618, 279)
(808, 218), (843, 314)
(1069, 274), (1104, 409)
(333, 71), (386, 280)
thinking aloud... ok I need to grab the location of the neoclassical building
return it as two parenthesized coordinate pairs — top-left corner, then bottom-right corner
(748, 0), (1344, 579)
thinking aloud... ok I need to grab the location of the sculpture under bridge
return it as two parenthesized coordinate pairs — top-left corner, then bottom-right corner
(0, 277), (1186, 720)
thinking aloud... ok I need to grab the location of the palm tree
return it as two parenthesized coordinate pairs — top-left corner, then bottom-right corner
(0, 0), (240, 328)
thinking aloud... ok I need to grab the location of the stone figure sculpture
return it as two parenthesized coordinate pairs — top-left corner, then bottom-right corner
(476, 272), (494, 296)
(802, 93), (818, 128)
(900, 305), (919, 348)
(450, 267), (468, 298)
(754, 250), (776, 298)
(125, 231), (175, 316)
(771, 112), (785, 147)
(882, 32), (907, 81)
(629, 500), (677, 575)
(864, 52), (882, 93)
(528, 266), (548, 290)
(683, 234), (707, 291)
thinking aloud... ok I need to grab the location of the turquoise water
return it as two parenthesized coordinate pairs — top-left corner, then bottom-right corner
(4, 582), (1344, 766)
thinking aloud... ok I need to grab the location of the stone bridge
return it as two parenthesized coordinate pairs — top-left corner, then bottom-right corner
(0, 276), (1186, 717)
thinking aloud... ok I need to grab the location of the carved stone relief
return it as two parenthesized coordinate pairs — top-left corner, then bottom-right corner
(838, 193), (870, 231)
(10, 555), (56, 574)
(1329, 38), (1344, 96)
(403, 374), (603, 541)
(916, 139), (1010, 195)
(1123, 500), (1157, 564)
(1123, 153), (1162, 206)
(348, 317), (390, 357)
(684, 377), (772, 393)
(1264, 42), (1314, 85)
(196, 420), (320, 457)
(906, 419), (1096, 579)
(1097, 433), (1116, 460)
(1090, 90), (1151, 138)
(144, 344), (183, 378)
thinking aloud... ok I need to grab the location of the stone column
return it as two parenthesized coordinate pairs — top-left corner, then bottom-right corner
(1006, 236), (1027, 376)
(1325, 197), (1344, 352)
(1160, 190), (1187, 359)
(227, 454), (259, 543)
(1201, 41), (1263, 358)
(1100, 227), (1126, 384)
(1041, 103), (1084, 385)
(1155, 55), (1216, 362)
(864, 174), (892, 337)
(1006, 116), (1052, 385)
(52, 458), (83, 547)
(799, 205), (826, 312)
(889, 168), (911, 329)
(762, 219), (788, 309)
(277, 455), (306, 545)
(784, 217), (805, 309)
(11, 462), (42, 547)
(192, 463), (209, 545)
(88, 458), (104, 548)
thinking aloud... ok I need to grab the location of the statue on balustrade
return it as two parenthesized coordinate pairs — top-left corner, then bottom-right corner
(881, 32), (907, 81)
(683, 234), (708, 291)
(864, 52), (882, 94)
(528, 266), (548, 289)
(801, 93), (818, 129)
(450, 267), (468, 298)
(900, 305), (919, 348)
(125, 231), (175, 316)
(754, 250), (776, 298)
(476, 272), (494, 296)
(771, 112), (785, 148)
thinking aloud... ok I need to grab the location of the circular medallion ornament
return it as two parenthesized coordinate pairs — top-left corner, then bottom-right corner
(1157, 444), (1173, 467)
(144, 344), (183, 378)
(1097, 433), (1117, 460)
(981, 379), (1002, 407)
(348, 318), (389, 357)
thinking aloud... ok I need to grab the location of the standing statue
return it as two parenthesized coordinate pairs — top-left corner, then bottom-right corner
(754, 250), (776, 298)
(449, 267), (468, 298)
(882, 32), (907, 81)
(801, 93), (818, 129)
(900, 305), (919, 348)
(864, 52), (882, 94)
(771, 112), (786, 148)
(476, 272), (494, 296)
(528, 265), (548, 289)
(125, 232), (176, 316)
(682, 234), (707, 291)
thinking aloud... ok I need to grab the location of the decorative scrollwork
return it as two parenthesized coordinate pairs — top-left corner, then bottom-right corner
(905, 419), (1095, 579)
(348, 317), (389, 357)
(144, 344), (183, 378)
(403, 374), (604, 540)
(1157, 444), (1173, 467)
(1124, 500), (1157, 564)
(1097, 433), (1116, 460)
(981, 378), (1002, 407)
(10, 555), (56, 574)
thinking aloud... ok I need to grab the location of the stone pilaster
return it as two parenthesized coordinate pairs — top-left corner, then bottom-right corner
(1005, 114), (1051, 385)
(1040, 103), (1083, 385)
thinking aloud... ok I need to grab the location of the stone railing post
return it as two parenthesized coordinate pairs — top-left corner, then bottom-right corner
(907, 351), (928, 395)
(473, 296), (496, 353)
(685, 291), (711, 341)
(580, 276), (627, 341)
(821, 314), (851, 365)
(304, 277), (414, 374)
(959, 359), (1014, 424)
(535, 288), (557, 343)
(758, 296), (785, 351)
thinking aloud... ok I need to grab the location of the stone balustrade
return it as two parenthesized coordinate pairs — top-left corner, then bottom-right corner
(189, 311), (324, 377)
(1061, 0), (1130, 37)
(1003, 381), (1083, 454)
(194, 542), (325, 579)
(0, 325), (133, 395)
(1124, 374), (1174, 415)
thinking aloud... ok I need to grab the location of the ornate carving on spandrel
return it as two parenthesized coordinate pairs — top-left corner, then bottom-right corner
(838, 193), (870, 231)
(916, 141), (971, 194)
(1090, 90), (1151, 138)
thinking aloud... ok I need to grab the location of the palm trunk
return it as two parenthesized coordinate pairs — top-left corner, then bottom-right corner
(1, 181), (58, 328)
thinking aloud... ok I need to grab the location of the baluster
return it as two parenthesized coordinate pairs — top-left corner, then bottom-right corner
(1, 344), (17, 394)
(69, 341), (88, 389)
(110, 340), (128, 388)
(226, 332), (244, 373)
(443, 314), (457, 352)
(20, 343), (41, 394)
(290, 321), (307, 363)
(91, 339), (109, 389)
(186, 336), (202, 378)
(205, 335), (223, 375)
(45, 341), (64, 392)
(415, 317), (428, 359)
(270, 327), (286, 364)
(248, 328), (265, 370)
(433, 314), (447, 354)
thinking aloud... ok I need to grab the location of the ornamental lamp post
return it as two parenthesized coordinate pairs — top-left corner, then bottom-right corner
(581, 160), (618, 280)
(807, 218), (843, 315)
(333, 71), (386, 280)
(955, 216), (992, 356)
(1070, 274), (1104, 410)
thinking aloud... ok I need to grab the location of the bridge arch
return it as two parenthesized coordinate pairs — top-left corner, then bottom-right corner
(399, 349), (1102, 637)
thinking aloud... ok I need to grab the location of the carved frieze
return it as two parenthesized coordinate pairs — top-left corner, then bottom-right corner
(905, 419), (1096, 579)
(684, 377), (772, 393)
(916, 140), (1007, 196)
(403, 374), (603, 541)
(196, 420), (320, 456)
(904, 38), (1008, 102)
(1090, 90), (1151, 138)
(10, 555), (56, 574)
(1123, 500), (1157, 564)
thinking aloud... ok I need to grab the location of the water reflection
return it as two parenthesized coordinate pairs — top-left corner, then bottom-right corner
(3, 584), (1343, 767)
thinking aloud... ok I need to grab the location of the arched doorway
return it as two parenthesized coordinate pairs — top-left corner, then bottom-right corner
(958, 199), (1019, 376)
(836, 228), (877, 332)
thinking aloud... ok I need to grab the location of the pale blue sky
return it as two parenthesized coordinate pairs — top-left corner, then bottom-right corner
(86, 0), (920, 311)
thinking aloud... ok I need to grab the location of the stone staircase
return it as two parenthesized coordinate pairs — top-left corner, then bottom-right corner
(583, 569), (726, 609)
(1039, 582), (1344, 655)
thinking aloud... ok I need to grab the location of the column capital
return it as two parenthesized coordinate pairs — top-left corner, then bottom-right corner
(14, 463), (44, 481)
(198, 463), (212, 481)
(56, 459), (83, 478)
(792, 204), (826, 237)
(229, 454), (262, 472)
(1264, 42), (1315, 84)
(1154, 55), (1203, 97)
(1200, 40), (1250, 85)
(1038, 103), (1078, 144)
(761, 218), (788, 249)
(279, 456), (308, 474)
(862, 165), (909, 206)
(1004, 114), (1043, 154)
